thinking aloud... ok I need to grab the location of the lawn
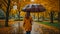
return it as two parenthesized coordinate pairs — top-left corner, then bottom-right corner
(38, 22), (60, 29)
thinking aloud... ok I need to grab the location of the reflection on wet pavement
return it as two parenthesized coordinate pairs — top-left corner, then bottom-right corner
(0, 21), (60, 34)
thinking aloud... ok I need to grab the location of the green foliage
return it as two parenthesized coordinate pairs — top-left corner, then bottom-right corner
(0, 9), (5, 19)
(39, 22), (60, 29)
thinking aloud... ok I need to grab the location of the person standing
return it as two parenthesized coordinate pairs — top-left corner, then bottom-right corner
(23, 12), (33, 34)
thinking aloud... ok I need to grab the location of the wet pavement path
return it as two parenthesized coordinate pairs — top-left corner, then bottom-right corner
(0, 21), (60, 34)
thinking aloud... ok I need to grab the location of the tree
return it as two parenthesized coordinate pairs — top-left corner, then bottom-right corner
(58, 11), (60, 23)
(17, 1), (20, 20)
(38, 13), (39, 21)
(5, 0), (10, 27)
(33, 13), (35, 19)
(50, 11), (54, 23)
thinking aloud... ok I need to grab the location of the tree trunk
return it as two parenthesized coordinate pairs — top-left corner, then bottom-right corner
(50, 11), (54, 23)
(18, 11), (20, 20)
(5, 0), (10, 27)
(38, 13), (39, 21)
(34, 13), (35, 19)
(58, 11), (60, 23)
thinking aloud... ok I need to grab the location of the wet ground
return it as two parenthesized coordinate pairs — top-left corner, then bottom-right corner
(0, 21), (60, 34)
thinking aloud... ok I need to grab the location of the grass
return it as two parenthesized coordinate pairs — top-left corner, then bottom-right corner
(38, 22), (60, 29)
(14, 19), (23, 21)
